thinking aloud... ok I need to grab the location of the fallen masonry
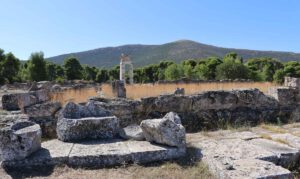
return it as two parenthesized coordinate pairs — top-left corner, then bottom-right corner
(1, 102), (187, 170)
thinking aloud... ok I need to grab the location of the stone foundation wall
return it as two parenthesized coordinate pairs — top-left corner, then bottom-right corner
(91, 88), (300, 132)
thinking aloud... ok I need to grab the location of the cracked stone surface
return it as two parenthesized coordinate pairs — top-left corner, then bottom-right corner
(2, 139), (185, 168)
(186, 123), (300, 179)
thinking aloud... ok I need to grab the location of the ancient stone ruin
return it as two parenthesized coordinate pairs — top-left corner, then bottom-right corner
(2, 77), (300, 178)
(120, 53), (133, 84)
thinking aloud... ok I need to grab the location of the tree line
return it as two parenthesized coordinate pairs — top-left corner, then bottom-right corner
(0, 49), (299, 85)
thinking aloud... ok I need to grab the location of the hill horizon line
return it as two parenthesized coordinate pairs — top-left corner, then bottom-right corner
(47, 39), (300, 68)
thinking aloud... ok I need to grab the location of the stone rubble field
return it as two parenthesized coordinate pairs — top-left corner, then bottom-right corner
(2, 78), (300, 179)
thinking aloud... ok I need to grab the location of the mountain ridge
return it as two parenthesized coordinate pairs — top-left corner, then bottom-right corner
(47, 40), (300, 68)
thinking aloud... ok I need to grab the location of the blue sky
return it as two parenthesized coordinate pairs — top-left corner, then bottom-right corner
(0, 0), (299, 60)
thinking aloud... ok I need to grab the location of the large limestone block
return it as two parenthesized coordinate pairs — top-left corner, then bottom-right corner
(57, 101), (119, 142)
(140, 112), (186, 148)
(0, 121), (41, 161)
(57, 116), (119, 142)
(268, 87), (298, 105)
(24, 101), (61, 118)
(1, 90), (49, 111)
(1, 94), (20, 110)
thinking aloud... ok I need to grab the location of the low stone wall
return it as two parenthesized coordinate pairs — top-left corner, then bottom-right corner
(91, 88), (300, 132)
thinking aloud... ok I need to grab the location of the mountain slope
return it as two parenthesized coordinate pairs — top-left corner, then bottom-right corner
(47, 40), (300, 68)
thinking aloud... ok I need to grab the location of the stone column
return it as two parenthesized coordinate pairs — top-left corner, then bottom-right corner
(128, 63), (134, 84)
(120, 62), (125, 82)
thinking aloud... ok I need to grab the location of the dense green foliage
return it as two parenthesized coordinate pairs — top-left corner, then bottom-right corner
(0, 48), (300, 85)
(27, 52), (48, 81)
(63, 57), (83, 80)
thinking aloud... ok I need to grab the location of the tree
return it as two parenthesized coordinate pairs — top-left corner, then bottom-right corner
(164, 64), (183, 80)
(63, 57), (83, 80)
(83, 65), (98, 81)
(223, 52), (243, 63)
(27, 52), (47, 81)
(205, 57), (223, 79)
(0, 49), (6, 84)
(55, 65), (64, 78)
(1, 52), (20, 83)
(261, 64), (274, 81)
(46, 62), (57, 81)
(183, 64), (194, 79)
(273, 69), (285, 84)
(195, 64), (210, 80)
(96, 69), (109, 83)
(216, 61), (250, 80)
(108, 65), (120, 81)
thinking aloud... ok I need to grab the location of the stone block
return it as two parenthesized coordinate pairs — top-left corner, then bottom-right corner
(268, 87), (297, 105)
(141, 112), (186, 148)
(0, 121), (41, 161)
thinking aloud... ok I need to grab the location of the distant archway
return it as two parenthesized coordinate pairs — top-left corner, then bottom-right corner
(120, 53), (133, 84)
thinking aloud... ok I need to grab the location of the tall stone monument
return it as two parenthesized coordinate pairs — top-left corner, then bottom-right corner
(120, 53), (133, 84)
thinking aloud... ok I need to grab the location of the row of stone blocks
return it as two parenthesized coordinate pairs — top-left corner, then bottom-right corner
(0, 100), (186, 168)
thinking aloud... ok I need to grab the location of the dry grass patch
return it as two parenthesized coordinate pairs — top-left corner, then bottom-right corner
(102, 82), (276, 99)
(5, 147), (214, 179)
(260, 134), (291, 147)
(273, 138), (291, 146)
(260, 124), (287, 134)
(260, 134), (272, 140)
(8, 161), (214, 179)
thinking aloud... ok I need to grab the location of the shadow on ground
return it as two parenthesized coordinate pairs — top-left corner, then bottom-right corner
(2, 146), (202, 179)
(3, 166), (55, 179)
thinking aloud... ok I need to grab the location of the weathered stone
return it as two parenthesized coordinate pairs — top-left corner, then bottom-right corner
(163, 111), (182, 124)
(270, 133), (300, 149)
(51, 84), (63, 92)
(2, 90), (49, 111)
(57, 101), (119, 142)
(22, 102), (61, 138)
(0, 121), (41, 161)
(1, 94), (20, 111)
(59, 101), (111, 119)
(112, 80), (126, 98)
(91, 88), (295, 132)
(268, 87), (298, 105)
(140, 112), (186, 148)
(90, 97), (143, 127)
(24, 102), (61, 118)
(284, 77), (300, 88)
(174, 88), (185, 95)
(2, 139), (73, 167)
(0, 114), (29, 128)
(28, 82), (39, 91)
(57, 116), (119, 142)
(249, 138), (300, 167)
(37, 81), (52, 90)
(188, 131), (296, 179)
(2, 139), (185, 168)
(119, 125), (145, 141)
(206, 158), (293, 179)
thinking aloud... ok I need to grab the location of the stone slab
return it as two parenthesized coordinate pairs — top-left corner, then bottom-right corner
(270, 133), (300, 149)
(2, 140), (73, 167)
(188, 132), (296, 179)
(218, 159), (292, 179)
(249, 138), (300, 167)
(2, 139), (185, 168)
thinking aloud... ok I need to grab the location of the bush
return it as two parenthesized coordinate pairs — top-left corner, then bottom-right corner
(216, 61), (250, 80)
